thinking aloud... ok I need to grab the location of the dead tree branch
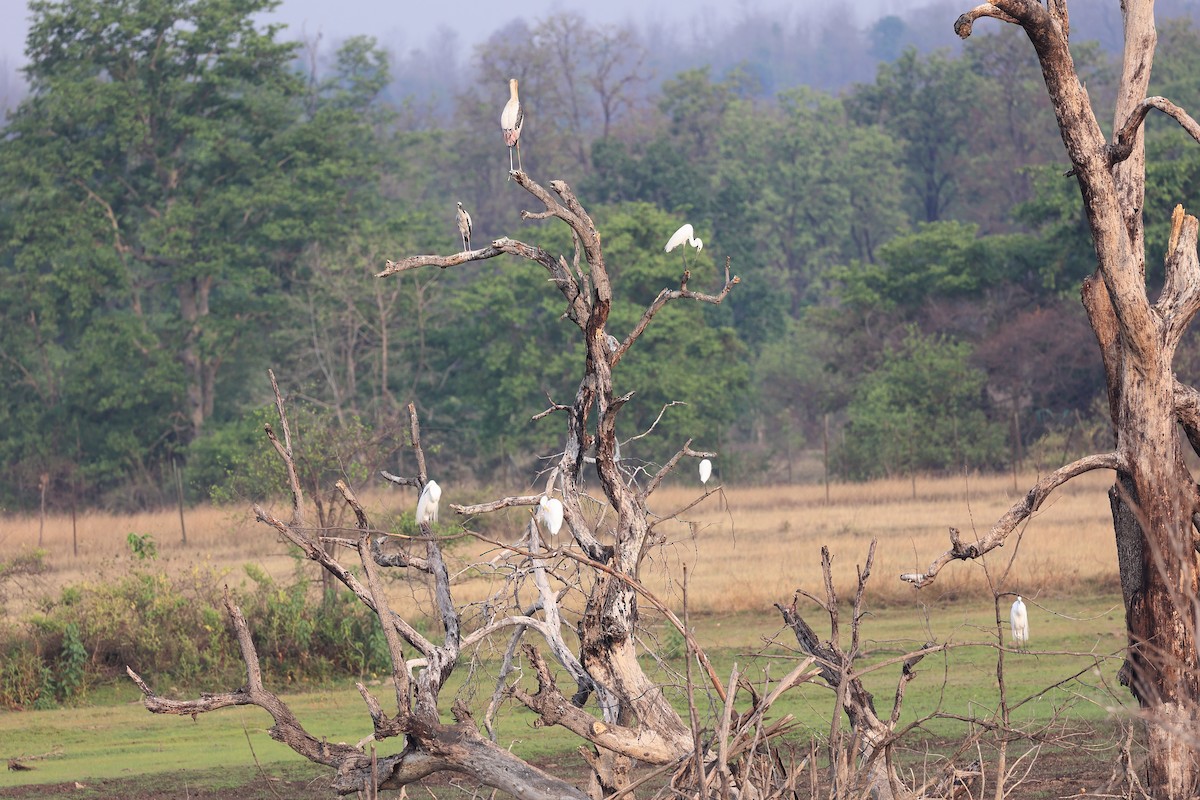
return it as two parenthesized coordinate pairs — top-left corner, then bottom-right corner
(900, 452), (1123, 587)
(1110, 97), (1200, 167)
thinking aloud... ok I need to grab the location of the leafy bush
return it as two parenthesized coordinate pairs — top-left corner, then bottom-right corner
(835, 328), (1007, 479)
(0, 558), (395, 708)
(126, 532), (158, 560)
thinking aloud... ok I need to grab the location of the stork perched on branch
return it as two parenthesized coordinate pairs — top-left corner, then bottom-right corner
(501, 78), (524, 173)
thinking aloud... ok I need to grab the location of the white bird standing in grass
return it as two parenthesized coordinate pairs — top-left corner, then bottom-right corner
(538, 495), (564, 536)
(500, 78), (524, 172)
(456, 202), (472, 251)
(665, 223), (703, 268)
(416, 480), (441, 526)
(1010, 596), (1029, 649)
(699, 458), (712, 486)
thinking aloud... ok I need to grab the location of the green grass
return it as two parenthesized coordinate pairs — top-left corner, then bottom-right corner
(0, 592), (1133, 793)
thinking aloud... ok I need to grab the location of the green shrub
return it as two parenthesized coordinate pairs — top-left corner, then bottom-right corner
(835, 328), (1007, 479)
(0, 643), (53, 709)
(0, 558), (396, 708)
(126, 532), (158, 560)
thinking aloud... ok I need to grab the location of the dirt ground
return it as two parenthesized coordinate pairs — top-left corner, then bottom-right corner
(0, 733), (1136, 800)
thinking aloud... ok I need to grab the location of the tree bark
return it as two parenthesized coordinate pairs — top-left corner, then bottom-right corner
(954, 2), (1200, 794)
(177, 275), (215, 439)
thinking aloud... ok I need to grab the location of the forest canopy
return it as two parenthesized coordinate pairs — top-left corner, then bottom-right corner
(5, 0), (1200, 510)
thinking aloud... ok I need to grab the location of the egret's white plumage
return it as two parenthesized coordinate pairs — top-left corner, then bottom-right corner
(1010, 596), (1029, 649)
(538, 495), (564, 536)
(665, 223), (703, 255)
(456, 202), (472, 251)
(699, 458), (712, 485)
(416, 480), (441, 526)
(500, 78), (524, 172)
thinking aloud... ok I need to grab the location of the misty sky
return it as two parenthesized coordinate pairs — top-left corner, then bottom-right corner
(1, 0), (910, 67)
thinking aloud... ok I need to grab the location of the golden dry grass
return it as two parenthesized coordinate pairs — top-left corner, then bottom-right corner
(642, 469), (1119, 613)
(0, 470), (1119, 618)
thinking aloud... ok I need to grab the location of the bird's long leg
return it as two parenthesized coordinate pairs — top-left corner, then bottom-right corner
(516, 141), (523, 173)
(508, 146), (514, 173)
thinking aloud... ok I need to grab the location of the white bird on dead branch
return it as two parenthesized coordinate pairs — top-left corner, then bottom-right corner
(417, 480), (441, 526)
(538, 495), (564, 536)
(456, 202), (472, 251)
(1010, 596), (1029, 649)
(699, 458), (712, 485)
(501, 78), (524, 173)
(665, 223), (703, 268)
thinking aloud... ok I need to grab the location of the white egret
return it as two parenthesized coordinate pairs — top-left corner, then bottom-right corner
(699, 458), (712, 485)
(500, 78), (524, 172)
(416, 480), (441, 526)
(456, 202), (473, 251)
(538, 495), (564, 536)
(1010, 596), (1029, 649)
(665, 223), (703, 268)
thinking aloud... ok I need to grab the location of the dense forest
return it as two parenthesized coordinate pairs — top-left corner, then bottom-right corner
(5, 0), (1200, 511)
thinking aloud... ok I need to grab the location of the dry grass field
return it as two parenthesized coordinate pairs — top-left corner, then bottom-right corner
(1, 469), (1119, 619)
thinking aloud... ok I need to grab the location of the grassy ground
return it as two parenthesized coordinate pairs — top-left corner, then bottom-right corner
(0, 470), (1135, 796)
(0, 594), (1133, 794)
(4, 469), (1120, 614)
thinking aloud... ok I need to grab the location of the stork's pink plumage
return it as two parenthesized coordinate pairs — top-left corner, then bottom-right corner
(500, 78), (524, 172)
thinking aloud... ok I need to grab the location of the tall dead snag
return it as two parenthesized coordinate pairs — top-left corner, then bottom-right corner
(129, 171), (743, 798)
(906, 2), (1200, 795)
(381, 170), (739, 795)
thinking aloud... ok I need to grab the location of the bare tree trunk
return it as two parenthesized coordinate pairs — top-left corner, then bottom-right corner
(948, 3), (1200, 794)
(178, 275), (215, 439)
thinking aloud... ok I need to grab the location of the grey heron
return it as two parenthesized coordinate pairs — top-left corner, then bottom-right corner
(456, 202), (473, 252)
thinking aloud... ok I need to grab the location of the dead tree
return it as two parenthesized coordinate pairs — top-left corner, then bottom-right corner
(904, 2), (1200, 796)
(125, 169), (754, 797)
(377, 171), (740, 795)
(777, 541), (937, 800)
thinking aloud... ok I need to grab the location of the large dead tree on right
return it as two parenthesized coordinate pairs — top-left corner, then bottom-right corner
(903, 2), (1200, 797)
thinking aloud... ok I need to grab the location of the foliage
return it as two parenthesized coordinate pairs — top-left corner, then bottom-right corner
(847, 48), (979, 223)
(202, 401), (400, 512)
(0, 0), (390, 509)
(0, 558), (394, 708)
(5, 4), (1196, 505)
(125, 532), (158, 561)
(835, 329), (1007, 479)
(833, 221), (1052, 310)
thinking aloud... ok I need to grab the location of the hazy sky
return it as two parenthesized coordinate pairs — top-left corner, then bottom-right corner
(1, 0), (906, 66)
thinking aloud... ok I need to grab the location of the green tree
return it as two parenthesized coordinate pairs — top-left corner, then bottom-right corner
(832, 220), (1050, 311)
(741, 88), (907, 307)
(0, 2), (385, 506)
(848, 48), (979, 223)
(429, 202), (747, 475)
(835, 329), (1005, 479)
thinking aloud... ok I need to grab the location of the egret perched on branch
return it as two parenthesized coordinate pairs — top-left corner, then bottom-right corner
(538, 495), (564, 536)
(665, 223), (703, 268)
(456, 202), (472, 252)
(416, 480), (441, 526)
(500, 78), (524, 172)
(1010, 596), (1029, 649)
(699, 458), (712, 485)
